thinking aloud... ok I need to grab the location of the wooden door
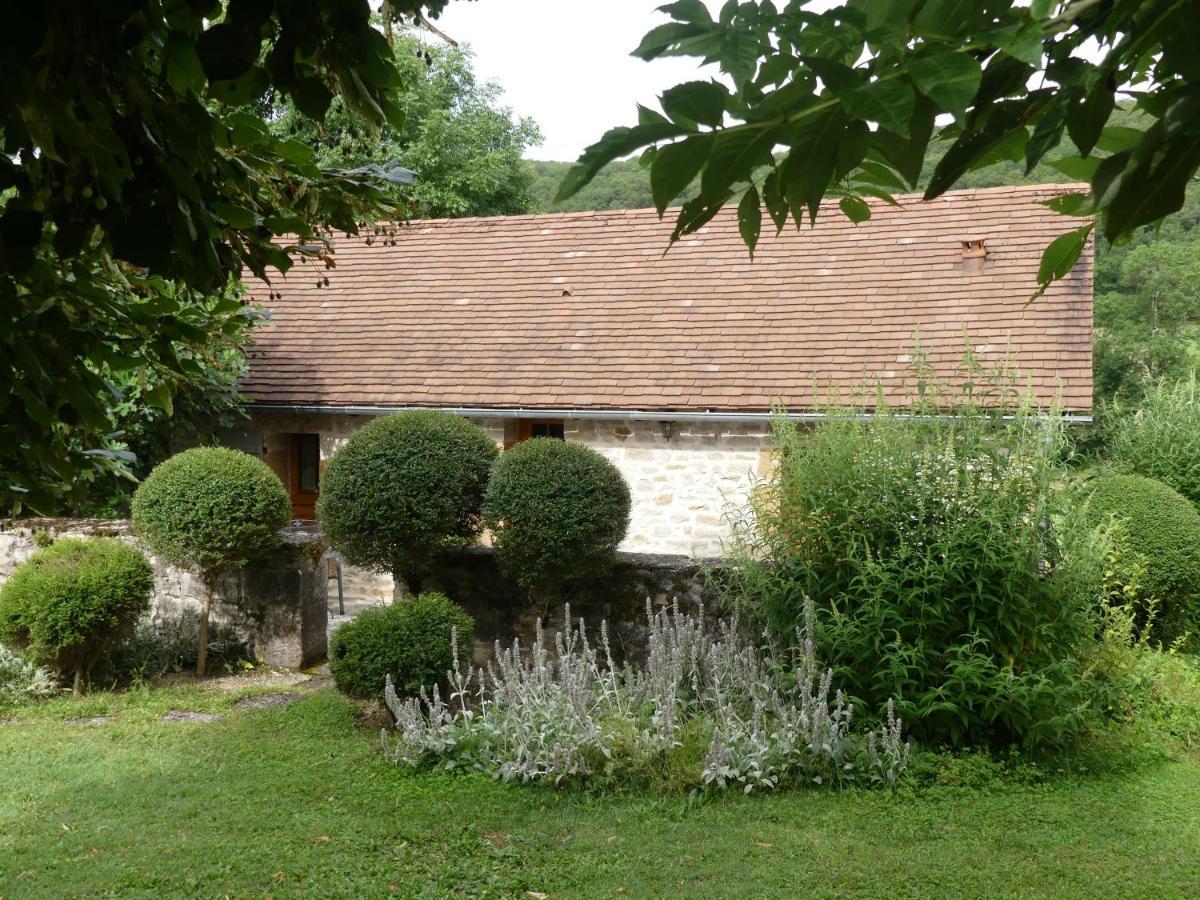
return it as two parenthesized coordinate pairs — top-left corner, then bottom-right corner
(289, 433), (320, 520)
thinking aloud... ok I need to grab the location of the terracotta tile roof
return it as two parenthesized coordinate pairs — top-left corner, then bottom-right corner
(241, 184), (1093, 413)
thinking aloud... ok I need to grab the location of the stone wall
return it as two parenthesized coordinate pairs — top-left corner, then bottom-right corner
(244, 411), (770, 557)
(565, 418), (770, 556)
(0, 519), (328, 669)
(422, 546), (721, 667)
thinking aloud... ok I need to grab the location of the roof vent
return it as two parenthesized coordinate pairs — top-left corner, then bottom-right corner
(961, 237), (987, 273)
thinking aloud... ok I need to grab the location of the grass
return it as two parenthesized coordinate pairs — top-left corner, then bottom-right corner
(2, 681), (1199, 898)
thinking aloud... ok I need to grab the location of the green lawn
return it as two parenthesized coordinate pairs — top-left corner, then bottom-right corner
(2, 683), (1198, 899)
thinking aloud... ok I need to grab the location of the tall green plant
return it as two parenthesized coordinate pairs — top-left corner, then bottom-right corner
(1105, 375), (1200, 506)
(727, 392), (1099, 750)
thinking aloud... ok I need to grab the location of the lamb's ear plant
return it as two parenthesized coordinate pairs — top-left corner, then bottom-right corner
(132, 447), (290, 677)
(381, 599), (909, 792)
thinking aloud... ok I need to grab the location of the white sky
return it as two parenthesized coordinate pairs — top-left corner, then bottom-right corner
(432, 1), (725, 161)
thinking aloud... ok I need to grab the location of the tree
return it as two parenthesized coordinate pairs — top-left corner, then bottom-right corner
(274, 30), (541, 219)
(316, 411), (498, 593)
(561, 0), (1200, 295)
(1, 0), (456, 514)
(483, 439), (631, 604)
(1095, 241), (1200, 400)
(131, 448), (291, 677)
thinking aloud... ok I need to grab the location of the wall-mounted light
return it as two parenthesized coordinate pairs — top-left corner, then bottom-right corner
(659, 420), (675, 441)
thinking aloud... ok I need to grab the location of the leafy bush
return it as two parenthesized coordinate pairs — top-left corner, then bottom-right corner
(0, 642), (57, 704)
(1079, 474), (1200, 645)
(726, 400), (1101, 750)
(383, 601), (909, 792)
(94, 617), (254, 687)
(1105, 375), (1200, 505)
(317, 411), (498, 590)
(329, 593), (474, 699)
(0, 538), (154, 692)
(132, 446), (290, 676)
(484, 438), (630, 600)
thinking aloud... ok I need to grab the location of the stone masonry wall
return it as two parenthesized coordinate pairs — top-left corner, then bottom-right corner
(0, 519), (328, 669)
(246, 412), (770, 557)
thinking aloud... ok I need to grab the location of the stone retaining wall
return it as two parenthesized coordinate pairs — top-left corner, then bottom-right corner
(411, 546), (723, 666)
(0, 519), (327, 669)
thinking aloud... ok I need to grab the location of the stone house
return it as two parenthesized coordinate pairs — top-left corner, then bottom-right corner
(233, 184), (1093, 558)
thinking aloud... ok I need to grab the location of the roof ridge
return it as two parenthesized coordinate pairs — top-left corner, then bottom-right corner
(397, 183), (1088, 228)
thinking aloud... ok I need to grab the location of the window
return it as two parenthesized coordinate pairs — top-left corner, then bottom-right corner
(518, 419), (565, 442)
(529, 421), (564, 440)
(296, 434), (320, 492)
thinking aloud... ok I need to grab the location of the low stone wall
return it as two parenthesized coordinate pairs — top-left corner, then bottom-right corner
(419, 546), (723, 666)
(0, 519), (327, 669)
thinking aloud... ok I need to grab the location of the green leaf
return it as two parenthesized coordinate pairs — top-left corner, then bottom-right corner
(873, 94), (936, 188)
(1096, 125), (1145, 153)
(738, 186), (762, 253)
(669, 192), (731, 244)
(660, 81), (728, 129)
(762, 170), (789, 232)
(925, 106), (1024, 198)
(212, 202), (258, 229)
(1041, 192), (1092, 216)
(1104, 135), (1200, 241)
(970, 128), (1028, 170)
(841, 79), (916, 137)
(557, 118), (690, 202)
(146, 381), (175, 417)
(839, 196), (872, 224)
(165, 37), (206, 94)
(633, 21), (714, 61)
(913, 0), (978, 38)
(1047, 155), (1102, 181)
(907, 53), (982, 118)
(650, 136), (712, 215)
(661, 0), (714, 25)
(1067, 83), (1115, 157)
(700, 128), (777, 198)
(1035, 223), (1093, 297)
(782, 108), (849, 224)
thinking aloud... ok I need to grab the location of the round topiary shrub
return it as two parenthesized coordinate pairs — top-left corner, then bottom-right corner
(484, 438), (631, 601)
(131, 446), (290, 675)
(0, 538), (154, 693)
(329, 592), (474, 699)
(1081, 474), (1200, 644)
(317, 411), (498, 591)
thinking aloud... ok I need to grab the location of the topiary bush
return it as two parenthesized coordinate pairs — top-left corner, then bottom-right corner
(0, 538), (154, 693)
(317, 411), (498, 591)
(329, 592), (474, 699)
(1105, 375), (1200, 506)
(726, 401), (1102, 751)
(483, 438), (631, 602)
(1080, 474), (1200, 645)
(132, 446), (290, 676)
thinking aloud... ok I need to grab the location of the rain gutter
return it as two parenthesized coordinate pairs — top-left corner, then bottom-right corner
(247, 403), (1093, 425)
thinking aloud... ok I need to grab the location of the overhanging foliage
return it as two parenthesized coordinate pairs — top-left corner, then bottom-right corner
(562, 0), (1197, 295)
